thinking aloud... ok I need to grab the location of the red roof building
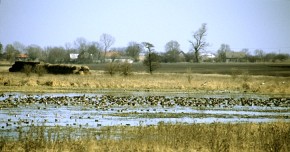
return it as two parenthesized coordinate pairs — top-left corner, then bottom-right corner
(15, 54), (28, 61)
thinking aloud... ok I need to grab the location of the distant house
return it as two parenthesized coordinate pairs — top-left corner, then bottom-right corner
(105, 58), (134, 63)
(106, 51), (119, 58)
(200, 52), (216, 61)
(69, 53), (79, 61)
(15, 54), (29, 61)
(138, 53), (146, 62)
(226, 51), (246, 62)
(105, 51), (134, 63)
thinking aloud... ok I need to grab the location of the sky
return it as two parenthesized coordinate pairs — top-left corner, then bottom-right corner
(0, 0), (290, 54)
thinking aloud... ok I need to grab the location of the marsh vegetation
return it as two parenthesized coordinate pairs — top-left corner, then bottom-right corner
(0, 62), (290, 152)
(0, 122), (289, 152)
(0, 93), (289, 152)
(1, 69), (289, 95)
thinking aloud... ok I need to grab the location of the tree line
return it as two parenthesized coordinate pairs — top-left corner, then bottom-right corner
(0, 24), (289, 66)
(0, 34), (141, 64)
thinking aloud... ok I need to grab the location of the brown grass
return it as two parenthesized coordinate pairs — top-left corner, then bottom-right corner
(0, 70), (289, 94)
(1, 122), (289, 152)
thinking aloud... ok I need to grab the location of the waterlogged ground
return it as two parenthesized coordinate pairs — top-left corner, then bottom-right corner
(0, 92), (289, 137)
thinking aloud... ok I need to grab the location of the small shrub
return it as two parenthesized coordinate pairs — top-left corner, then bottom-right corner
(23, 65), (32, 77)
(186, 68), (193, 83)
(0, 137), (5, 151)
(242, 82), (250, 90)
(120, 62), (132, 76)
(231, 68), (242, 80)
(35, 65), (47, 76)
(3, 80), (11, 86)
(45, 81), (54, 86)
(241, 71), (251, 82)
(105, 62), (119, 76)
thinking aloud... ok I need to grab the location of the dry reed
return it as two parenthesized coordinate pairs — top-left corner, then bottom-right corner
(0, 71), (289, 94)
(0, 122), (289, 152)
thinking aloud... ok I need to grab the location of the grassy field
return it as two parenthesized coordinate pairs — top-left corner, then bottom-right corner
(0, 70), (289, 95)
(0, 63), (290, 95)
(2, 62), (290, 76)
(89, 62), (290, 77)
(1, 122), (289, 152)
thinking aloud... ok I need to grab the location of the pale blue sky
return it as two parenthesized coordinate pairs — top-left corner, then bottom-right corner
(0, 0), (290, 54)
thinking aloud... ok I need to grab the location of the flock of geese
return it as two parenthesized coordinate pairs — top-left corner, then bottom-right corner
(0, 93), (289, 130)
(1, 93), (289, 109)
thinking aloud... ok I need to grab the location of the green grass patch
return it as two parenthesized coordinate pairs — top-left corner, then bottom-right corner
(89, 62), (290, 76)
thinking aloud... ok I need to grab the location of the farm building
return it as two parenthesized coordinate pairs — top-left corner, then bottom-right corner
(105, 51), (134, 63)
(15, 54), (29, 61)
(138, 53), (146, 62)
(200, 52), (216, 61)
(226, 51), (246, 62)
(105, 57), (134, 63)
(69, 53), (79, 62)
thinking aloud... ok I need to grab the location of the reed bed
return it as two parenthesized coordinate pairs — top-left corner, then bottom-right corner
(0, 122), (289, 152)
(0, 71), (289, 95)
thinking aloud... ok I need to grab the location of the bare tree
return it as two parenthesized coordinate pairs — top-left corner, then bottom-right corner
(125, 42), (142, 62)
(13, 41), (26, 53)
(100, 33), (115, 62)
(0, 42), (2, 56)
(74, 37), (88, 52)
(25, 44), (43, 61)
(4, 44), (20, 63)
(241, 48), (250, 62)
(255, 49), (264, 62)
(142, 42), (160, 74)
(46, 47), (68, 64)
(164, 40), (183, 62)
(217, 44), (231, 62)
(189, 23), (209, 62)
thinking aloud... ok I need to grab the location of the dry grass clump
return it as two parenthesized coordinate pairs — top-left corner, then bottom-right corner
(105, 62), (119, 76)
(7, 62), (91, 75)
(43, 64), (90, 75)
(35, 64), (47, 76)
(1, 122), (289, 152)
(105, 62), (132, 76)
(22, 64), (33, 77)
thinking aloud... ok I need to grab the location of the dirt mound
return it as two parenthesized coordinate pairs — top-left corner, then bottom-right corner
(9, 61), (90, 74)
(9, 61), (40, 72)
(43, 64), (90, 74)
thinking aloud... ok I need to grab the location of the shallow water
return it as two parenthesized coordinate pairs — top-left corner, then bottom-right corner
(1, 105), (288, 129)
(0, 92), (289, 138)
(0, 92), (290, 138)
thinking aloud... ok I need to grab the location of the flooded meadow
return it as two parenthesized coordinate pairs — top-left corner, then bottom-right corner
(0, 92), (289, 151)
(1, 92), (289, 136)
